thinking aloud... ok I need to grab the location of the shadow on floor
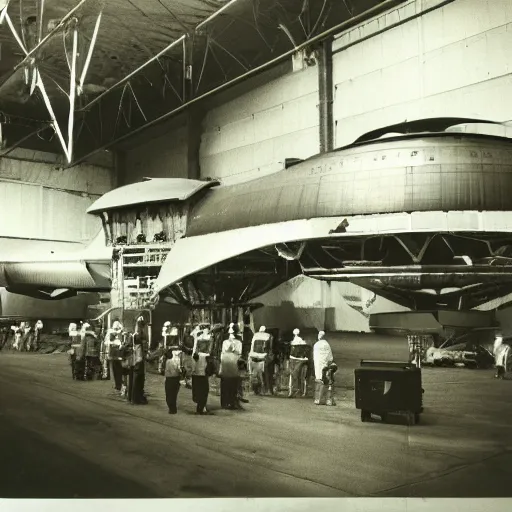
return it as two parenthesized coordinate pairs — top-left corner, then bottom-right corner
(0, 416), (160, 499)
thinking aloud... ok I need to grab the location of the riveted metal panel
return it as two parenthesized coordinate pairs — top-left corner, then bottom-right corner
(187, 134), (512, 237)
(4, 261), (102, 289)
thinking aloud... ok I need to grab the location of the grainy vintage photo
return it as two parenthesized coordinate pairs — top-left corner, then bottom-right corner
(0, 0), (511, 506)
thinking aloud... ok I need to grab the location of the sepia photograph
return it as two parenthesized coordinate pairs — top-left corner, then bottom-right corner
(0, 0), (511, 510)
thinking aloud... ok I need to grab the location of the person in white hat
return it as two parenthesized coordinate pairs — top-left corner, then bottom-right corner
(129, 316), (148, 405)
(158, 321), (172, 375)
(67, 322), (81, 380)
(192, 327), (214, 415)
(313, 331), (336, 406)
(79, 323), (101, 381)
(249, 326), (273, 395)
(162, 321), (171, 347)
(194, 325), (212, 355)
(288, 328), (310, 398)
(102, 321), (124, 391)
(164, 332), (184, 414)
(493, 332), (510, 379)
(219, 327), (242, 409)
(181, 324), (195, 389)
(33, 320), (43, 351)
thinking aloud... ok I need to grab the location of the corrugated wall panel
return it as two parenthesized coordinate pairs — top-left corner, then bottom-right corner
(200, 66), (320, 184)
(0, 182), (41, 238)
(333, 0), (512, 147)
(41, 189), (101, 242)
(123, 126), (189, 185)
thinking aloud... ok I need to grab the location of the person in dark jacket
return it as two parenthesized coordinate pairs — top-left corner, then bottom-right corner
(129, 316), (148, 405)
(181, 325), (195, 389)
(80, 323), (101, 380)
(105, 327), (124, 391)
(288, 328), (311, 398)
(249, 326), (273, 395)
(191, 327), (215, 415)
(0, 325), (9, 351)
(220, 328), (242, 409)
(165, 342), (184, 414)
(228, 323), (249, 405)
(33, 320), (43, 352)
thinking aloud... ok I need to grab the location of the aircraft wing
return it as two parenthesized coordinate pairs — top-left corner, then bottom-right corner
(0, 231), (112, 299)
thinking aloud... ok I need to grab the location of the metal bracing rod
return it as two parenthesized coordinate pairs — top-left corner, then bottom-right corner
(67, 23), (78, 161)
(0, 123), (51, 158)
(13, 0), (90, 72)
(37, 75), (70, 161)
(37, 0), (45, 43)
(0, 0), (11, 24)
(79, 34), (186, 111)
(196, 0), (239, 32)
(80, 0), (239, 112)
(4, 9), (70, 160)
(5, 13), (27, 53)
(78, 10), (103, 95)
(69, 0), (406, 167)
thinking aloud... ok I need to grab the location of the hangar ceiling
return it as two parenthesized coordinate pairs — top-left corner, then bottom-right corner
(0, 0), (398, 164)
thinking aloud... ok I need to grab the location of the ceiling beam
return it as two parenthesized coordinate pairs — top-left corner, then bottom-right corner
(78, 34), (186, 112)
(69, 0), (407, 167)
(12, 0), (90, 73)
(78, 0), (243, 112)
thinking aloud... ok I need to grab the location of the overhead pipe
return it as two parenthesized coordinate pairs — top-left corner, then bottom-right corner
(69, 0), (406, 167)
(0, 123), (52, 158)
(332, 0), (458, 55)
(196, 0), (239, 32)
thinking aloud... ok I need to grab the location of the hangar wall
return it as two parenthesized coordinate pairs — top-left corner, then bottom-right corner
(0, 149), (117, 320)
(332, 0), (512, 146)
(200, 66), (320, 185)
(0, 148), (115, 242)
(122, 0), (512, 332)
(122, 124), (189, 184)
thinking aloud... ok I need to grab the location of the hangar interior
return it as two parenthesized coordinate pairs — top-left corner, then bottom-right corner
(3, 0), (512, 502)
(1, 0), (512, 336)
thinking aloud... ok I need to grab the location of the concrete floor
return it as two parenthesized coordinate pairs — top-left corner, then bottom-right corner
(0, 332), (511, 498)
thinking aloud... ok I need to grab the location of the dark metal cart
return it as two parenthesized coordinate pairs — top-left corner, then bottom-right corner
(355, 360), (423, 426)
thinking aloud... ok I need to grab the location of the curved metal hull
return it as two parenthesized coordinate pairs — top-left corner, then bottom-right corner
(187, 133), (512, 237)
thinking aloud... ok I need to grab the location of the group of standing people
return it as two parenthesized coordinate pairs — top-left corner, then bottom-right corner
(157, 322), (340, 413)
(62, 315), (341, 414)
(68, 316), (149, 405)
(0, 320), (43, 352)
(159, 322), (246, 415)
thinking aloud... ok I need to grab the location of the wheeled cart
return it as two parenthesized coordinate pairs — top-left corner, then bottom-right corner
(354, 361), (423, 426)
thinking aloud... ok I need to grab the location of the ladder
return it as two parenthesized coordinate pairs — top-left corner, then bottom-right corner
(112, 245), (171, 312)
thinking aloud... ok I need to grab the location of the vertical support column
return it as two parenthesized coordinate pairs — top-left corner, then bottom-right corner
(186, 107), (204, 180)
(318, 38), (334, 153)
(183, 35), (193, 103)
(182, 34), (203, 180)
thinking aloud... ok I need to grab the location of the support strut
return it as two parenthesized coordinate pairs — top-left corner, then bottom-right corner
(318, 38), (334, 153)
(3, 4), (103, 163)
